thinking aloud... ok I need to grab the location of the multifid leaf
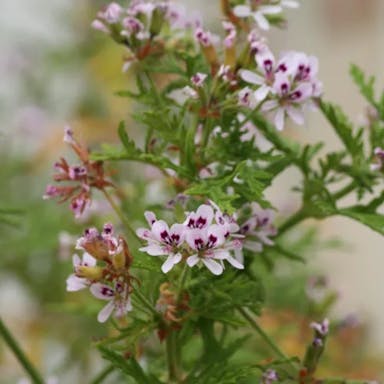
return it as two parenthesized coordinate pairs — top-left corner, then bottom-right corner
(350, 64), (376, 106)
(319, 100), (364, 161)
(339, 209), (384, 236)
(99, 347), (162, 384)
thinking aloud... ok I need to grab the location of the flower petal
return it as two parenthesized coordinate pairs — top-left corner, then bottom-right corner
(226, 256), (244, 269)
(97, 301), (115, 323)
(161, 253), (182, 273)
(202, 259), (223, 275)
(254, 85), (270, 102)
(139, 243), (166, 256)
(90, 283), (115, 300)
(66, 274), (88, 291)
(82, 252), (97, 267)
(274, 108), (286, 131)
(187, 254), (199, 267)
(254, 12), (269, 31)
(240, 70), (264, 85)
(233, 5), (251, 17)
(151, 220), (170, 242)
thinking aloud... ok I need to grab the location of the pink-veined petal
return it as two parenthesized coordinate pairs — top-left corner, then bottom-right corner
(234, 248), (244, 265)
(202, 258), (223, 275)
(244, 240), (263, 252)
(240, 70), (264, 85)
(207, 224), (226, 247)
(195, 204), (214, 227)
(286, 105), (304, 125)
(97, 301), (115, 323)
(144, 211), (157, 226)
(212, 250), (231, 260)
(90, 283), (115, 300)
(151, 220), (170, 242)
(291, 82), (313, 102)
(169, 223), (186, 245)
(186, 229), (207, 250)
(72, 254), (81, 267)
(233, 5), (251, 17)
(187, 254), (199, 267)
(274, 108), (286, 131)
(136, 227), (153, 240)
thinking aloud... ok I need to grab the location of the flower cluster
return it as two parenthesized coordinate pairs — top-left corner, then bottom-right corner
(66, 224), (134, 322)
(137, 202), (277, 275)
(240, 47), (322, 130)
(43, 127), (113, 218)
(92, 1), (199, 71)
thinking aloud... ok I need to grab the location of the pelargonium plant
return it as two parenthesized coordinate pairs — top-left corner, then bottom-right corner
(4, 0), (384, 383)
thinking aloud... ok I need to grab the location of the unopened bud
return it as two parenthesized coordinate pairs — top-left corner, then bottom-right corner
(76, 266), (103, 280)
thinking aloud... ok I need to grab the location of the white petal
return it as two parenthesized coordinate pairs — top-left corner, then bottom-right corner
(90, 283), (115, 300)
(161, 253), (182, 273)
(286, 106), (304, 125)
(66, 274), (87, 292)
(139, 243), (166, 256)
(254, 85), (270, 102)
(254, 12), (269, 31)
(72, 254), (81, 267)
(202, 259), (223, 275)
(262, 100), (278, 111)
(233, 5), (251, 17)
(226, 256), (244, 269)
(274, 108), (286, 131)
(207, 224), (226, 247)
(240, 70), (264, 85)
(97, 301), (115, 323)
(260, 5), (283, 15)
(212, 250), (231, 260)
(187, 254), (199, 267)
(136, 228), (153, 240)
(82, 252), (97, 267)
(282, 0), (300, 9)
(234, 248), (244, 265)
(170, 223), (186, 244)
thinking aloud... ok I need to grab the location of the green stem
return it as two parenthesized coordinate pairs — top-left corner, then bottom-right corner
(332, 181), (356, 200)
(102, 188), (141, 242)
(132, 290), (158, 317)
(177, 263), (189, 303)
(236, 307), (297, 372)
(90, 364), (114, 384)
(277, 208), (308, 237)
(0, 318), (45, 384)
(166, 330), (181, 383)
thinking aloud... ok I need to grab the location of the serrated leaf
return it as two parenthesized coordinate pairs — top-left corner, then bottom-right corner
(118, 121), (141, 156)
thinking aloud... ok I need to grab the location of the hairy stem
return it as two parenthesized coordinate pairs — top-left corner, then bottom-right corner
(0, 318), (45, 384)
(166, 330), (182, 383)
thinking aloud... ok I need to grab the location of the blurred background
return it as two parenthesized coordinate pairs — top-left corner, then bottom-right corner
(1, 0), (383, 382)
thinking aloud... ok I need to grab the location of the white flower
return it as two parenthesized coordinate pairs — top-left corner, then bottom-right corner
(90, 282), (132, 323)
(137, 220), (185, 273)
(184, 204), (214, 229)
(191, 72), (208, 88)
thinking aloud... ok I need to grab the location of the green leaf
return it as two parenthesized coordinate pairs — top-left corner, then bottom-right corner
(117, 121), (141, 156)
(319, 100), (364, 161)
(99, 346), (161, 384)
(339, 208), (384, 235)
(350, 64), (376, 106)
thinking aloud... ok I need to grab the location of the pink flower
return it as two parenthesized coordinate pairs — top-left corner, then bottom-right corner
(137, 220), (185, 273)
(310, 318), (330, 336)
(370, 147), (384, 171)
(222, 21), (236, 48)
(98, 2), (123, 24)
(191, 72), (208, 88)
(90, 282), (132, 323)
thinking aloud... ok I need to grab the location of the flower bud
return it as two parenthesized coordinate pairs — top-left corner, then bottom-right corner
(76, 266), (103, 280)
